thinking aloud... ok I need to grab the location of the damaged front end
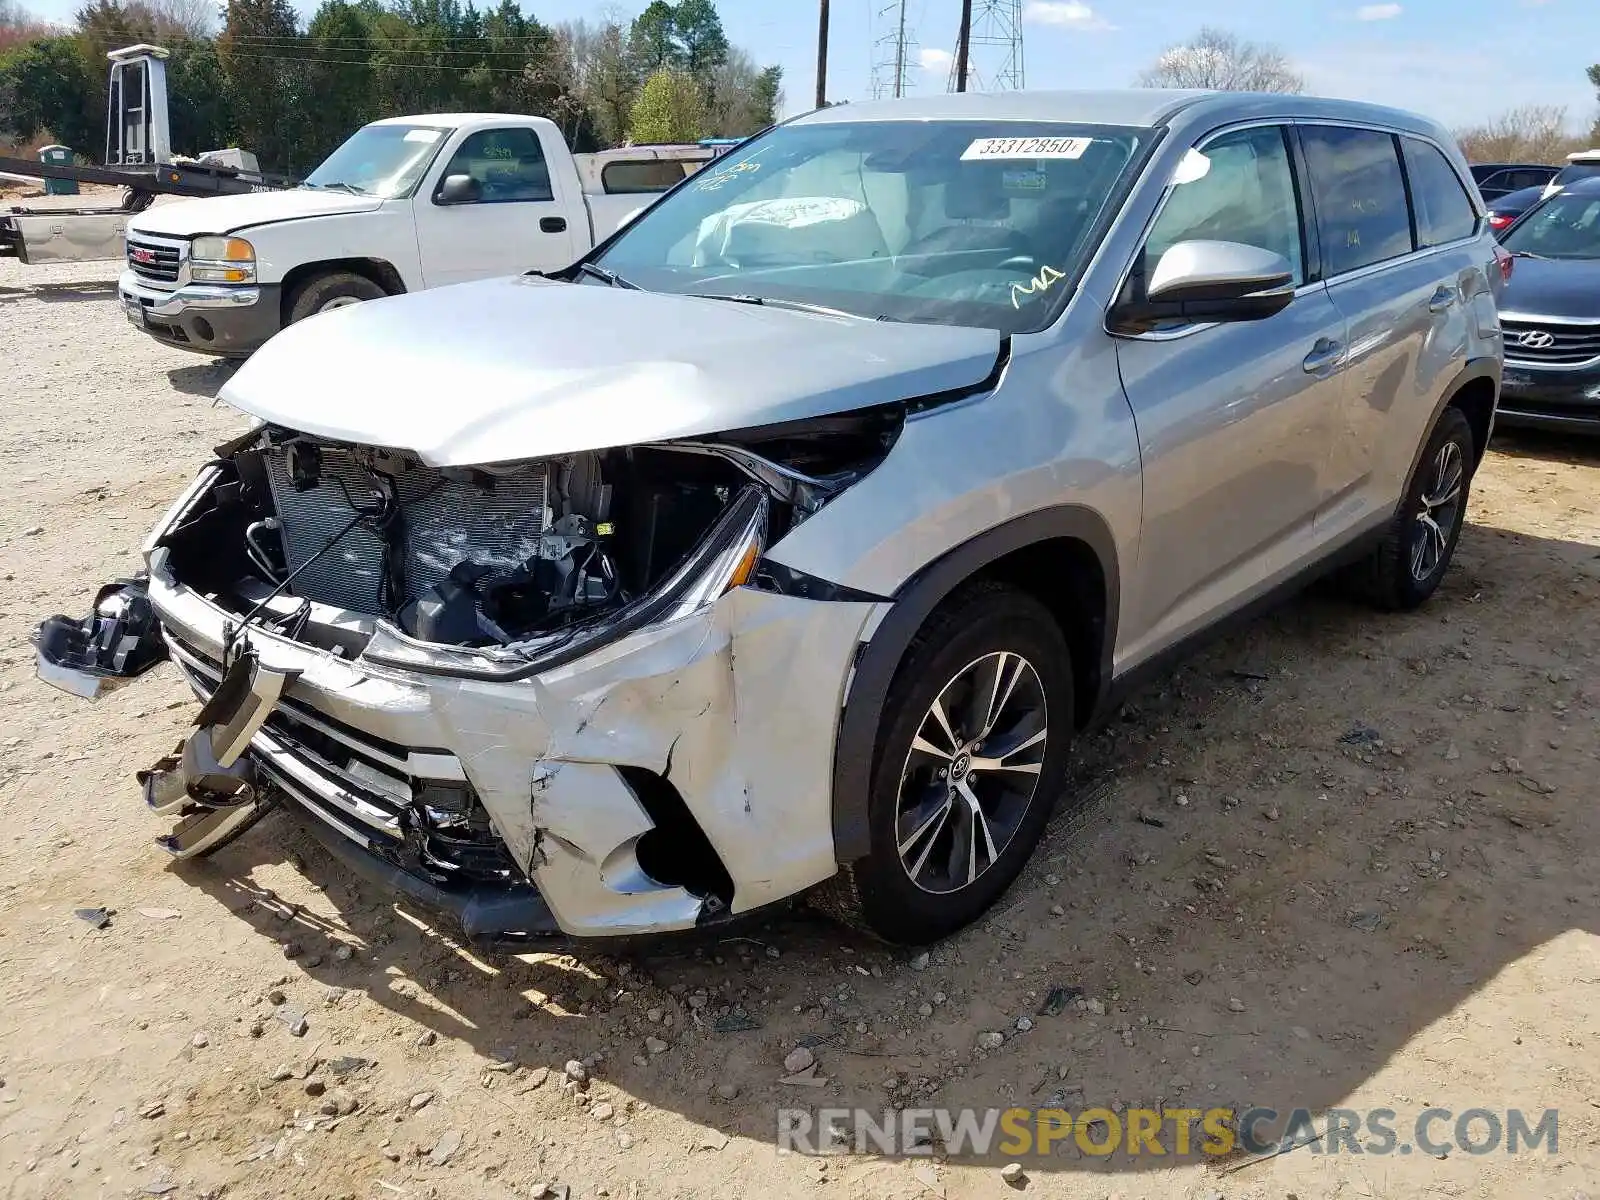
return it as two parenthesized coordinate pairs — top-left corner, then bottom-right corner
(35, 412), (897, 944)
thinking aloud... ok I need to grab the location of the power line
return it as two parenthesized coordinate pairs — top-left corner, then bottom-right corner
(219, 33), (553, 47)
(215, 37), (549, 57)
(220, 49), (536, 74)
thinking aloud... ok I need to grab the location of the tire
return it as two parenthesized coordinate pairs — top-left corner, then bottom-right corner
(815, 583), (1074, 944)
(1343, 406), (1475, 611)
(285, 270), (387, 326)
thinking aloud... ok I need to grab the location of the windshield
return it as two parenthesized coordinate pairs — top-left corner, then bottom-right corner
(1502, 190), (1600, 258)
(592, 119), (1147, 334)
(301, 124), (451, 199)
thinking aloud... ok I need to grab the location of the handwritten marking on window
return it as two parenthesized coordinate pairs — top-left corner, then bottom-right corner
(700, 160), (764, 192)
(1010, 264), (1066, 309)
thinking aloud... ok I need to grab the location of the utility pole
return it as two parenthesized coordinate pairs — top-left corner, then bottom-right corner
(893, 0), (908, 98)
(815, 0), (830, 109)
(954, 0), (973, 92)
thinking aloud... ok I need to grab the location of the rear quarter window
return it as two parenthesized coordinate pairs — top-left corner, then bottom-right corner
(602, 159), (689, 195)
(1554, 162), (1600, 187)
(1403, 138), (1478, 247)
(1301, 125), (1413, 276)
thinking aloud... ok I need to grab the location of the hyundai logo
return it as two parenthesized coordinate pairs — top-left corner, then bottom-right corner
(1517, 330), (1557, 350)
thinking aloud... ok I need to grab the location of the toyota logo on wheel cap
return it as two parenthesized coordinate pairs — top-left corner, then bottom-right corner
(1517, 330), (1557, 349)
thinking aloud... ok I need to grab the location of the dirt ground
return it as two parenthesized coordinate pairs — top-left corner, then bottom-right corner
(1, 250), (1597, 1200)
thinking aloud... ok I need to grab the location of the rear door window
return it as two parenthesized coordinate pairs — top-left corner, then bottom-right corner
(1403, 138), (1478, 247)
(1301, 125), (1413, 276)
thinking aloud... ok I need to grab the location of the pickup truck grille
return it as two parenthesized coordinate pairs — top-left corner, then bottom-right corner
(263, 445), (551, 615)
(126, 235), (182, 284)
(1502, 318), (1600, 367)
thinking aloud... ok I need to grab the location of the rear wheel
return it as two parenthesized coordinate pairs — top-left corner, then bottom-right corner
(1343, 406), (1475, 611)
(285, 270), (387, 326)
(816, 584), (1073, 944)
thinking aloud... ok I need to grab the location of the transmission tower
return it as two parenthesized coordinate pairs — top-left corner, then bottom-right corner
(870, 0), (917, 99)
(947, 0), (1025, 92)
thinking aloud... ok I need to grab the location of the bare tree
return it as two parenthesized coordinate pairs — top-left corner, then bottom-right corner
(557, 16), (642, 148)
(1455, 105), (1588, 165)
(146, 0), (217, 38)
(702, 47), (783, 138)
(1138, 27), (1303, 94)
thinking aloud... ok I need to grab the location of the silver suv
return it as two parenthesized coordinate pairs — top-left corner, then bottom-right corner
(37, 90), (1505, 946)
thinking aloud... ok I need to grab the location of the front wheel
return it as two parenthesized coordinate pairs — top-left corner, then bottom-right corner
(1344, 406), (1476, 611)
(285, 270), (387, 326)
(816, 583), (1074, 944)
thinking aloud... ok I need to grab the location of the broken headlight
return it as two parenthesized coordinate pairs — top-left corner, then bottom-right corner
(362, 485), (769, 680)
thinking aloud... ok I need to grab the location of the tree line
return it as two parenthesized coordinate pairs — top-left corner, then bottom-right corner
(1140, 25), (1600, 165)
(0, 0), (782, 172)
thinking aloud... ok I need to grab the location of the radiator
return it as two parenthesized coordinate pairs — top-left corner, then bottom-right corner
(263, 447), (550, 615)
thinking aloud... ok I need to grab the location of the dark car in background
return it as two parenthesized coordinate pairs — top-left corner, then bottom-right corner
(1546, 150), (1600, 196)
(1471, 162), (1560, 202)
(1496, 176), (1600, 433)
(1486, 184), (1550, 236)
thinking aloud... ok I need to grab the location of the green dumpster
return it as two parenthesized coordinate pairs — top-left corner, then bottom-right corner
(40, 145), (78, 196)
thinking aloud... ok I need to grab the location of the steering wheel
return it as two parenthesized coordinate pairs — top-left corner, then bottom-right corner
(898, 227), (1037, 276)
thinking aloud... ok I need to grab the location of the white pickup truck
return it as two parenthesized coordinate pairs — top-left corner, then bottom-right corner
(117, 113), (716, 356)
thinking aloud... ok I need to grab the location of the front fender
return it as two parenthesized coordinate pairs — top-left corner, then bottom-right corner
(828, 505), (1121, 864)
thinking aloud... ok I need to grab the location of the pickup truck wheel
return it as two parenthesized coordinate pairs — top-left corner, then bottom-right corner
(1342, 406), (1475, 611)
(814, 583), (1073, 945)
(286, 271), (387, 325)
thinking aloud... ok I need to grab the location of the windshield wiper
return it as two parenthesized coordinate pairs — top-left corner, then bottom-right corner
(685, 292), (883, 321)
(574, 262), (640, 290)
(305, 181), (366, 195)
(1509, 250), (1549, 259)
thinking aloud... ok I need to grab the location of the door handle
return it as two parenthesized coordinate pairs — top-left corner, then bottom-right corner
(539, 216), (568, 233)
(1428, 286), (1457, 313)
(1303, 337), (1344, 374)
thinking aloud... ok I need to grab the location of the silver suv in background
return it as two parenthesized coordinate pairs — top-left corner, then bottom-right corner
(37, 90), (1505, 946)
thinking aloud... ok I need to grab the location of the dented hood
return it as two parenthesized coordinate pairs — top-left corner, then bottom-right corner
(218, 275), (1003, 466)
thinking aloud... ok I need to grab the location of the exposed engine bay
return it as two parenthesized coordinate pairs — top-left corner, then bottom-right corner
(155, 412), (903, 662)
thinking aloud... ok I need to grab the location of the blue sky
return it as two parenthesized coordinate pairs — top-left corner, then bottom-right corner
(23, 0), (1600, 130)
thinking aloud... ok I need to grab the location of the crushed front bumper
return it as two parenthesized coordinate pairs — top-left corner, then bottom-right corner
(39, 490), (879, 940)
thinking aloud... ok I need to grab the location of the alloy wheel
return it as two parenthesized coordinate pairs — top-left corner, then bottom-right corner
(1410, 439), (1464, 582)
(895, 651), (1049, 894)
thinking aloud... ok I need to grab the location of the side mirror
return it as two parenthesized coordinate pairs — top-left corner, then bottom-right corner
(1111, 239), (1295, 333)
(436, 173), (482, 205)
